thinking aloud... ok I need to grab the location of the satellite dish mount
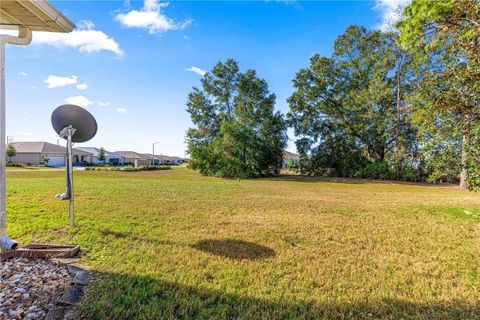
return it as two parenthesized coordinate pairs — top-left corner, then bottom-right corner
(57, 125), (75, 225)
(51, 104), (97, 227)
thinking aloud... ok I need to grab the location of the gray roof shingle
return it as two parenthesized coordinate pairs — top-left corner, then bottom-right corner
(76, 147), (124, 159)
(11, 141), (91, 156)
(114, 151), (148, 160)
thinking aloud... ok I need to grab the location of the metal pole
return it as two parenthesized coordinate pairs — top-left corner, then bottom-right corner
(0, 27), (32, 250)
(67, 127), (74, 227)
(0, 42), (17, 249)
(152, 142), (159, 166)
(0, 42), (8, 244)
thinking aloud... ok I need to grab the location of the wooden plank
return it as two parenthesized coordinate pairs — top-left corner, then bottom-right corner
(0, 243), (80, 260)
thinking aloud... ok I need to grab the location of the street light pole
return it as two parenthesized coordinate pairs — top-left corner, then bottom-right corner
(152, 142), (159, 166)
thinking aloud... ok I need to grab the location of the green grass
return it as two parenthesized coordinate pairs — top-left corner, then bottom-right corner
(6, 167), (480, 319)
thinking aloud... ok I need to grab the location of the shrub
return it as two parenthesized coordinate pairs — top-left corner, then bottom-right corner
(297, 137), (368, 177)
(400, 165), (414, 181)
(357, 161), (393, 180)
(6, 162), (23, 167)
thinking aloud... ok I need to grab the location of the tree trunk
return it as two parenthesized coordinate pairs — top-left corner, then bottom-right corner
(394, 51), (406, 181)
(395, 69), (402, 180)
(459, 131), (469, 189)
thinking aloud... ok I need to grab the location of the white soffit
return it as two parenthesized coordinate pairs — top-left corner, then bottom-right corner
(0, 0), (75, 33)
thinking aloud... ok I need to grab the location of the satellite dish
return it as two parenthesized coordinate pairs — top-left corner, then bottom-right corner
(51, 104), (98, 227)
(52, 104), (97, 143)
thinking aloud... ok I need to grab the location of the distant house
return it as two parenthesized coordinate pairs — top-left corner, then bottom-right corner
(283, 150), (300, 168)
(76, 147), (125, 165)
(141, 154), (186, 166)
(166, 156), (186, 165)
(115, 151), (150, 167)
(141, 154), (162, 166)
(10, 141), (91, 166)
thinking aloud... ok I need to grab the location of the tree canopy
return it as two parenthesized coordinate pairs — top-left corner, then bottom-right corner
(186, 59), (287, 178)
(288, 26), (417, 178)
(398, 0), (480, 189)
(183, 1), (480, 189)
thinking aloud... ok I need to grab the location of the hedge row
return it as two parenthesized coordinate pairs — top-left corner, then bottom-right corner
(85, 165), (171, 172)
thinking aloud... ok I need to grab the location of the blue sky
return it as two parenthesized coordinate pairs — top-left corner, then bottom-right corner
(4, 0), (405, 156)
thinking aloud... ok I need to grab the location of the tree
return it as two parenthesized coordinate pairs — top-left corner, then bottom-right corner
(41, 155), (49, 166)
(186, 59), (287, 178)
(97, 147), (107, 164)
(6, 144), (16, 162)
(288, 26), (416, 177)
(398, 0), (480, 189)
(286, 159), (297, 170)
(390, 32), (417, 180)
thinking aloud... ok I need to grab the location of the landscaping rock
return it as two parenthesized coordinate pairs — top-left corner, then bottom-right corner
(72, 270), (89, 286)
(44, 306), (68, 320)
(57, 286), (84, 306)
(0, 258), (76, 320)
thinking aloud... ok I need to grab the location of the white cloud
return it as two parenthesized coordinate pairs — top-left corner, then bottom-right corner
(19, 71), (28, 77)
(97, 101), (110, 107)
(375, 0), (412, 31)
(29, 86), (37, 90)
(44, 75), (78, 88)
(28, 20), (124, 57)
(115, 0), (192, 34)
(77, 20), (96, 30)
(185, 66), (206, 76)
(116, 107), (127, 113)
(76, 83), (88, 90)
(33, 30), (124, 57)
(65, 95), (93, 108)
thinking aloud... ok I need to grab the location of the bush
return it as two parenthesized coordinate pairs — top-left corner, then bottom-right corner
(297, 137), (368, 177)
(357, 161), (394, 180)
(93, 163), (115, 167)
(6, 162), (23, 167)
(400, 165), (414, 181)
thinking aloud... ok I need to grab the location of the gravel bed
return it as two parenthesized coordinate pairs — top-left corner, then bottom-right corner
(0, 258), (74, 320)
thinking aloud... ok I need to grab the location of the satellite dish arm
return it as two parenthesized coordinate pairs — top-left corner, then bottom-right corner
(56, 126), (73, 200)
(63, 141), (72, 200)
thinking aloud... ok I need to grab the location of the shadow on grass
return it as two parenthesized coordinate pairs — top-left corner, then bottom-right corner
(98, 230), (276, 261)
(74, 272), (480, 320)
(192, 239), (276, 260)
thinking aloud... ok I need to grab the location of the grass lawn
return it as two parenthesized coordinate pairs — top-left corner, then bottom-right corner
(6, 167), (480, 319)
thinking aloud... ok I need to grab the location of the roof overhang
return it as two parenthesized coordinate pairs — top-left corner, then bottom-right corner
(0, 0), (75, 33)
